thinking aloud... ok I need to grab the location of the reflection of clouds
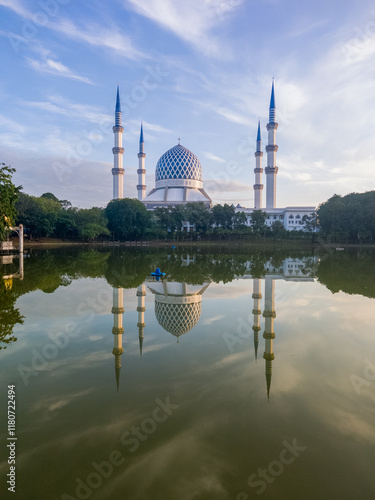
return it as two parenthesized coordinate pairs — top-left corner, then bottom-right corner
(202, 314), (225, 326)
(100, 427), (230, 500)
(30, 389), (94, 413)
(336, 410), (375, 441)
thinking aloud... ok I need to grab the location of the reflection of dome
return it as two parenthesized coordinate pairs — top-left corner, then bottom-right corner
(147, 281), (209, 338)
(155, 300), (201, 337)
(155, 144), (202, 184)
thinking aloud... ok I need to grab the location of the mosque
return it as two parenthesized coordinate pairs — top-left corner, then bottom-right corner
(111, 82), (315, 230)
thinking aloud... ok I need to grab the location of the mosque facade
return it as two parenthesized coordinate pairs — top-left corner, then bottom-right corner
(111, 82), (315, 230)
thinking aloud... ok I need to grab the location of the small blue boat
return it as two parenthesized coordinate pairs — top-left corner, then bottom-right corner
(151, 267), (165, 279)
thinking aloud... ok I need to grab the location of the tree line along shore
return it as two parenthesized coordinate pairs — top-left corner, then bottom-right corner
(1, 164), (375, 245)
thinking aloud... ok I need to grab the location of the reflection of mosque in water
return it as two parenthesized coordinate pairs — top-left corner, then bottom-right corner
(110, 257), (317, 396)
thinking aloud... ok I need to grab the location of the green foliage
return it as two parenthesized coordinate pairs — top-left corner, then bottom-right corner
(0, 279), (24, 350)
(318, 191), (375, 242)
(184, 203), (212, 233)
(16, 193), (61, 237)
(212, 204), (236, 229)
(271, 220), (286, 240)
(250, 210), (267, 235)
(105, 198), (150, 240)
(0, 164), (22, 241)
(41, 192), (59, 202)
(70, 207), (110, 241)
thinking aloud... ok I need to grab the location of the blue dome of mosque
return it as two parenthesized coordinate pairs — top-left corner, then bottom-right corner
(155, 144), (202, 182)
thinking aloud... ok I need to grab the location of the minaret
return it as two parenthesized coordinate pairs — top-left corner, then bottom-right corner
(112, 287), (124, 392)
(112, 86), (125, 199)
(137, 124), (146, 201)
(262, 277), (276, 400)
(137, 284), (146, 356)
(265, 80), (278, 209)
(252, 278), (262, 360)
(253, 121), (264, 209)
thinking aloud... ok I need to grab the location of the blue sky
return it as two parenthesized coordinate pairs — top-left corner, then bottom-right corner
(0, 0), (374, 208)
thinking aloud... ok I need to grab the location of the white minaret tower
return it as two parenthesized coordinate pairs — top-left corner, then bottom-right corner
(137, 124), (146, 201)
(265, 80), (278, 209)
(112, 287), (124, 392)
(253, 120), (263, 209)
(112, 86), (125, 199)
(137, 284), (146, 356)
(263, 277), (276, 400)
(252, 278), (262, 360)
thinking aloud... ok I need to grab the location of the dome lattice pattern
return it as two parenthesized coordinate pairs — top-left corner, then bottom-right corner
(155, 300), (201, 337)
(155, 144), (202, 181)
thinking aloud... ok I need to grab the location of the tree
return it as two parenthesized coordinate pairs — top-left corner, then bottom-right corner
(212, 204), (235, 229)
(41, 192), (59, 202)
(16, 193), (61, 237)
(302, 214), (318, 242)
(0, 164), (22, 241)
(250, 210), (267, 235)
(318, 191), (375, 243)
(233, 211), (247, 230)
(71, 207), (110, 241)
(184, 203), (212, 234)
(105, 198), (150, 240)
(271, 220), (286, 240)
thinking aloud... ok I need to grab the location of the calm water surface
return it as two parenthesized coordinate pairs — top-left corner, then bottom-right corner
(0, 246), (374, 500)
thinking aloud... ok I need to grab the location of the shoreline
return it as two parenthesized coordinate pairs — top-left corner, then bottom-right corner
(4, 237), (375, 250)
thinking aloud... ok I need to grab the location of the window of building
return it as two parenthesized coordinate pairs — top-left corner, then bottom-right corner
(289, 214), (294, 219)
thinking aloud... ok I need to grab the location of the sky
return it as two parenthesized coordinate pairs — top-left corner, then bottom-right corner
(0, 0), (375, 209)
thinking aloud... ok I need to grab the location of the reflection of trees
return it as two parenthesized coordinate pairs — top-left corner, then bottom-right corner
(0, 280), (24, 350)
(316, 251), (375, 299)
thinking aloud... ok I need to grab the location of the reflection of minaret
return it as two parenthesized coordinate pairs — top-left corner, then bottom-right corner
(252, 278), (262, 360)
(112, 287), (124, 392)
(262, 277), (276, 400)
(137, 284), (146, 356)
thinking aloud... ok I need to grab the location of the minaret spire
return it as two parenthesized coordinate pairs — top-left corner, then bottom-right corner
(263, 277), (276, 400)
(252, 278), (262, 361)
(112, 287), (125, 392)
(253, 120), (264, 209)
(137, 123), (146, 201)
(265, 80), (278, 209)
(137, 284), (146, 356)
(112, 86), (125, 199)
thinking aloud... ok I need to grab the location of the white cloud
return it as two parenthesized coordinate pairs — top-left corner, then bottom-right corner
(125, 0), (243, 57)
(0, 0), (145, 60)
(23, 95), (111, 124)
(204, 152), (226, 163)
(52, 18), (145, 60)
(27, 57), (94, 84)
(212, 106), (250, 125)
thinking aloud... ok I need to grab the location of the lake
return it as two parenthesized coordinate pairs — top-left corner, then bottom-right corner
(0, 245), (374, 500)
